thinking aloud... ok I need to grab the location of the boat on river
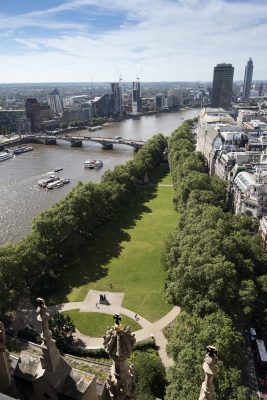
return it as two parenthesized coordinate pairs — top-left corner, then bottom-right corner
(0, 151), (13, 162)
(38, 175), (56, 188)
(88, 125), (102, 132)
(84, 159), (103, 169)
(46, 179), (64, 190)
(13, 146), (33, 155)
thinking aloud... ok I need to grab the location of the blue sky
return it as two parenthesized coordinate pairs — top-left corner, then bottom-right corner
(0, 0), (266, 82)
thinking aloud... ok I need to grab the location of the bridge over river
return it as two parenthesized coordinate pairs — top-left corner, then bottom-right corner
(4, 134), (147, 151)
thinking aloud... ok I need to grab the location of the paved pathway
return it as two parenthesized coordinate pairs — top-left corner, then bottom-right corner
(49, 290), (180, 368)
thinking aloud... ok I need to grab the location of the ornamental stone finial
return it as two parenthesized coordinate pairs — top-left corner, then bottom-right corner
(199, 346), (218, 400)
(0, 322), (14, 392)
(103, 315), (136, 399)
(36, 298), (53, 344)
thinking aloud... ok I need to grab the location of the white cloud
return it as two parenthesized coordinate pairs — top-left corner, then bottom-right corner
(0, 0), (266, 82)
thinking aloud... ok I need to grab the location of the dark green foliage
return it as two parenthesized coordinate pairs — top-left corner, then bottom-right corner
(132, 350), (166, 400)
(133, 337), (157, 351)
(164, 120), (267, 399)
(66, 346), (109, 359)
(17, 326), (42, 344)
(49, 312), (75, 352)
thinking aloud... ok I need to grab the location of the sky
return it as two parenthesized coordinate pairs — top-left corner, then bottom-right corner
(0, 0), (266, 83)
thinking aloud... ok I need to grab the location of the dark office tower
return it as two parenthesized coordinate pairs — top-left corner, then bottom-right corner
(132, 80), (142, 114)
(111, 82), (123, 116)
(211, 63), (234, 108)
(243, 58), (253, 101)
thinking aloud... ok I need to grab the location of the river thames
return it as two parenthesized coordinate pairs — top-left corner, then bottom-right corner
(0, 108), (199, 244)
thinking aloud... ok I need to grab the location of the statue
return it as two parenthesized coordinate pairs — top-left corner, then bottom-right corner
(199, 346), (218, 400)
(0, 322), (5, 352)
(0, 322), (13, 392)
(103, 314), (136, 399)
(36, 297), (53, 344)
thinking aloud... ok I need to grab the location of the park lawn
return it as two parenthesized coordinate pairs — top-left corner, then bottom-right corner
(68, 172), (177, 322)
(63, 310), (141, 337)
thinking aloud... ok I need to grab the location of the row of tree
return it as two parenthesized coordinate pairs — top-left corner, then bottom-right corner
(164, 120), (266, 399)
(0, 134), (167, 320)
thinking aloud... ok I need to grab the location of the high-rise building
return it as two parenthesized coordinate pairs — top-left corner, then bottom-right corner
(25, 98), (53, 132)
(211, 63), (234, 108)
(243, 58), (253, 101)
(132, 80), (142, 114)
(111, 83), (123, 116)
(48, 88), (63, 114)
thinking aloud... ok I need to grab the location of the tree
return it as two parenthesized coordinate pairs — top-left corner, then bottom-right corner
(131, 350), (166, 399)
(49, 312), (75, 352)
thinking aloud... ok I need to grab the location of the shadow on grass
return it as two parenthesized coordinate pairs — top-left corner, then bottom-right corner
(38, 166), (170, 305)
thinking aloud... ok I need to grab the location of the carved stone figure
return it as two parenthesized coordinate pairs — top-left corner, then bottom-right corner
(199, 346), (218, 400)
(103, 314), (136, 399)
(0, 322), (14, 392)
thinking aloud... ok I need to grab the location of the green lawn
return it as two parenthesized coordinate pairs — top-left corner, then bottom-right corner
(67, 171), (177, 322)
(63, 310), (141, 337)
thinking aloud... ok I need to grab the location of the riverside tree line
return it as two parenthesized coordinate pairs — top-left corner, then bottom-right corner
(164, 120), (267, 400)
(0, 134), (166, 318)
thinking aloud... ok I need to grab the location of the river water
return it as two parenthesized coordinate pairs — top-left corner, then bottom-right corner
(0, 108), (199, 244)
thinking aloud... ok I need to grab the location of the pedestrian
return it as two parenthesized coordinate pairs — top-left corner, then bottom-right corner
(96, 303), (99, 309)
(135, 313), (138, 321)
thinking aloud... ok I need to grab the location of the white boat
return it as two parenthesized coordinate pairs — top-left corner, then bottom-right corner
(88, 125), (102, 132)
(94, 160), (103, 169)
(13, 146), (33, 155)
(38, 175), (56, 187)
(84, 159), (103, 169)
(0, 151), (13, 162)
(46, 179), (63, 190)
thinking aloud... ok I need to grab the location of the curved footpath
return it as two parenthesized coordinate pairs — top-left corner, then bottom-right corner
(49, 289), (180, 368)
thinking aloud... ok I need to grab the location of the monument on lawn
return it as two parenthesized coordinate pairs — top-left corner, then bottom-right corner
(199, 346), (218, 400)
(103, 314), (136, 400)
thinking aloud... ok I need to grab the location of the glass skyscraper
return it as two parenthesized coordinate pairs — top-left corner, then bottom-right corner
(243, 58), (253, 101)
(211, 63), (234, 109)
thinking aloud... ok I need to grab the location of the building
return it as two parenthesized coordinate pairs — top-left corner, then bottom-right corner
(259, 216), (267, 249)
(0, 110), (31, 134)
(197, 108), (236, 171)
(110, 83), (123, 116)
(132, 80), (142, 114)
(0, 300), (101, 400)
(25, 98), (53, 132)
(47, 89), (63, 115)
(233, 171), (267, 218)
(63, 95), (91, 109)
(154, 93), (166, 111)
(92, 94), (114, 117)
(243, 58), (253, 101)
(211, 63), (234, 108)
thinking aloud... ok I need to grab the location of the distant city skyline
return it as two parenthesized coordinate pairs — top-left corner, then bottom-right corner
(0, 0), (266, 83)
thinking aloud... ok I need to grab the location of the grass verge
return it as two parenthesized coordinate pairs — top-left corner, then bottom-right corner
(63, 310), (141, 337)
(67, 169), (177, 322)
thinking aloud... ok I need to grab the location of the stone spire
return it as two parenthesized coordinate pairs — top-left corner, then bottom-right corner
(199, 346), (218, 400)
(103, 314), (136, 400)
(0, 322), (13, 392)
(36, 298), (71, 387)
